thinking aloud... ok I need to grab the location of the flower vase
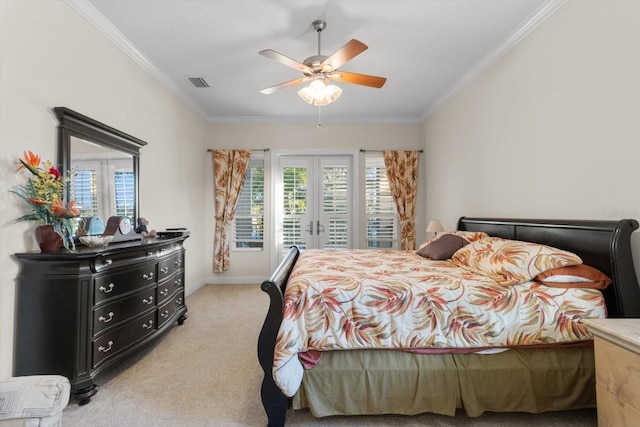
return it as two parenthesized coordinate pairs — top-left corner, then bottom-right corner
(34, 225), (63, 253)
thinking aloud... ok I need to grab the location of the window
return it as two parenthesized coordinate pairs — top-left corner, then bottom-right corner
(114, 170), (135, 218)
(70, 158), (134, 222)
(233, 154), (264, 249)
(365, 153), (398, 249)
(71, 169), (99, 218)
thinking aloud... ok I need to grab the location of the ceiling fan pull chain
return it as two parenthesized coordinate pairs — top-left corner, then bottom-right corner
(317, 107), (322, 127)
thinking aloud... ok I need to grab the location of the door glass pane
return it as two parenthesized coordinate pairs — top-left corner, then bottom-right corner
(322, 165), (349, 249)
(282, 218), (306, 251)
(326, 219), (348, 249)
(282, 166), (308, 254)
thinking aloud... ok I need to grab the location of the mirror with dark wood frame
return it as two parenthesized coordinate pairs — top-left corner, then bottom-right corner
(55, 107), (147, 240)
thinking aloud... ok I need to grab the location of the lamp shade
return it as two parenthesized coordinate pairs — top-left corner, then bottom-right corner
(426, 219), (444, 233)
(298, 78), (342, 106)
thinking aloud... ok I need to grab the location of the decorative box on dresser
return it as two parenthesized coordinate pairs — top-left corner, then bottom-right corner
(584, 319), (640, 427)
(13, 235), (189, 404)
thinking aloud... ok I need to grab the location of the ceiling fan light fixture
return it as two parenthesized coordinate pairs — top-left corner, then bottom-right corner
(298, 78), (342, 106)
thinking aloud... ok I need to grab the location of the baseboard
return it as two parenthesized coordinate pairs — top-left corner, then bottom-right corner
(202, 276), (264, 285)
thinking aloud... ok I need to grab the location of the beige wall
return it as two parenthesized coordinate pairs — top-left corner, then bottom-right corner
(424, 0), (640, 230)
(0, 0), (425, 378)
(0, 1), (209, 377)
(3, 0), (636, 384)
(206, 123), (426, 283)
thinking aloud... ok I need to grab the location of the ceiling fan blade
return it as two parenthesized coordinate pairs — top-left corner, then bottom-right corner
(328, 71), (386, 88)
(259, 49), (313, 75)
(321, 39), (368, 72)
(260, 77), (311, 95)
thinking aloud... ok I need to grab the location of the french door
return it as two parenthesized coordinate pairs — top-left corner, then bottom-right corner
(276, 155), (353, 260)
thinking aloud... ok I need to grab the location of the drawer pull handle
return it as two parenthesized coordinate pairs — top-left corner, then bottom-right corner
(99, 283), (115, 293)
(143, 296), (154, 304)
(99, 312), (114, 323)
(160, 288), (168, 296)
(160, 310), (170, 319)
(175, 260), (182, 267)
(98, 341), (113, 353)
(142, 320), (154, 329)
(105, 259), (113, 265)
(143, 272), (154, 280)
(174, 279), (182, 286)
(160, 267), (169, 274)
(176, 298), (183, 305)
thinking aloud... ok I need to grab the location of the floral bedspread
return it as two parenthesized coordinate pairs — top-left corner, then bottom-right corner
(273, 249), (606, 397)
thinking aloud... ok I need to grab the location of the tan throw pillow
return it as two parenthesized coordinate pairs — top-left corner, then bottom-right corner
(416, 234), (469, 260)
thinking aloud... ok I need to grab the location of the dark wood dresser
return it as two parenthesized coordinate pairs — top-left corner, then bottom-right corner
(13, 235), (188, 403)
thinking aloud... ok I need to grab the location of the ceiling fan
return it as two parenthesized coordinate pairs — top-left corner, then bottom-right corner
(259, 19), (386, 106)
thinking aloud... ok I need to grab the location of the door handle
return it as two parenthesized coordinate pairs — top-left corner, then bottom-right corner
(316, 221), (325, 235)
(305, 221), (314, 235)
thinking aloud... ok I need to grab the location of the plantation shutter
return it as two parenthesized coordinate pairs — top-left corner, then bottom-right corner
(233, 154), (264, 249)
(322, 164), (349, 249)
(281, 165), (308, 251)
(71, 169), (99, 217)
(114, 170), (135, 217)
(365, 153), (398, 249)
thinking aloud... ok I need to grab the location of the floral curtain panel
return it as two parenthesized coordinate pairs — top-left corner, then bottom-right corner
(212, 149), (251, 272)
(383, 150), (419, 250)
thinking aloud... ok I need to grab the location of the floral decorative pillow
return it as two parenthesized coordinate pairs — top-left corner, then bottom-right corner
(418, 231), (489, 250)
(451, 237), (582, 286)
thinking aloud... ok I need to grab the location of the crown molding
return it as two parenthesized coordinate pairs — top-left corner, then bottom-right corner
(421, 0), (567, 121)
(64, 0), (209, 120)
(206, 115), (423, 125)
(65, 0), (565, 126)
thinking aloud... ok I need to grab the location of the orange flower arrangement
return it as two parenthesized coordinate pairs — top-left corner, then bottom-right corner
(11, 150), (80, 249)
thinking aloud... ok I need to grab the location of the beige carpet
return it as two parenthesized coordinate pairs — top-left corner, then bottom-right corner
(62, 284), (598, 426)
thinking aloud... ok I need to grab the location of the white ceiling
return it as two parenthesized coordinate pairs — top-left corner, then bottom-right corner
(70, 0), (560, 124)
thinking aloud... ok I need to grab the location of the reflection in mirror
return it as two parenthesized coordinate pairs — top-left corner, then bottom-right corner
(69, 136), (134, 230)
(55, 107), (147, 240)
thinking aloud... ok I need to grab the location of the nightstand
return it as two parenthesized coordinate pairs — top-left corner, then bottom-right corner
(584, 319), (640, 427)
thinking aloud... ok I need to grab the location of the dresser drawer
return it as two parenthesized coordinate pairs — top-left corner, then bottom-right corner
(92, 248), (157, 273)
(92, 311), (156, 368)
(157, 271), (184, 304)
(93, 286), (156, 336)
(157, 252), (184, 282)
(158, 291), (185, 328)
(94, 263), (157, 304)
(594, 336), (640, 411)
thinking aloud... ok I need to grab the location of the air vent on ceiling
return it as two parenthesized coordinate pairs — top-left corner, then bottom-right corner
(187, 77), (209, 88)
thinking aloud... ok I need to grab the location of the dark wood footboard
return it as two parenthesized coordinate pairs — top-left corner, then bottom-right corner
(257, 246), (300, 427)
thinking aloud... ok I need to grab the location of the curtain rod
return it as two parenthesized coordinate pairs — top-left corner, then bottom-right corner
(360, 149), (423, 153)
(207, 148), (270, 152)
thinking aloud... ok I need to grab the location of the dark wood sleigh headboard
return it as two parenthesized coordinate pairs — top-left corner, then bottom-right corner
(457, 217), (640, 318)
(257, 217), (640, 427)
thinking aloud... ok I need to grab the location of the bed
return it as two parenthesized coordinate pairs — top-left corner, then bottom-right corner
(257, 217), (640, 427)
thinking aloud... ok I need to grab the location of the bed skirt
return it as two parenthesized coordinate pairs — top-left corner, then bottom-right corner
(292, 346), (596, 418)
